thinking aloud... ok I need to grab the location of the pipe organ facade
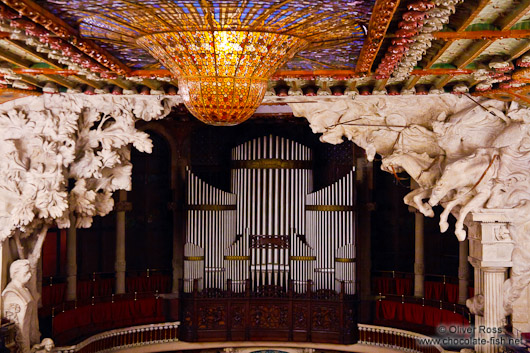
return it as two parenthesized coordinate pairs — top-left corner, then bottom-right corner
(184, 135), (355, 294)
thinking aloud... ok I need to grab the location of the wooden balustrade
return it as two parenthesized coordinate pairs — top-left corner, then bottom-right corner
(53, 321), (180, 353)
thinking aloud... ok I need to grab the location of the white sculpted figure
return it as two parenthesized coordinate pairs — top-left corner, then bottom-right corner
(288, 96), (530, 312)
(3, 260), (38, 353)
(31, 338), (54, 353)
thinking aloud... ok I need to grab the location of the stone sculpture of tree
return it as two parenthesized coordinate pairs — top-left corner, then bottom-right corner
(0, 93), (176, 351)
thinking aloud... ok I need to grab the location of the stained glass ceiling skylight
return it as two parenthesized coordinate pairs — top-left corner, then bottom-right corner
(36, 0), (374, 125)
(39, 0), (374, 70)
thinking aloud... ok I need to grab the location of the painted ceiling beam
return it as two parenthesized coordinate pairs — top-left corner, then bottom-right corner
(433, 29), (530, 40)
(436, 1), (530, 89)
(0, 0), (131, 75)
(0, 48), (76, 88)
(405, 0), (491, 89)
(355, 0), (401, 74)
(2, 39), (103, 89)
(272, 68), (472, 79)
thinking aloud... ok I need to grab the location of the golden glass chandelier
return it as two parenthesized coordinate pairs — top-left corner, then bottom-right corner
(137, 31), (307, 125)
(65, 0), (368, 125)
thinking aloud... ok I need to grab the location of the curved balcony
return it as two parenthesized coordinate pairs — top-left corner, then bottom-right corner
(52, 322), (451, 353)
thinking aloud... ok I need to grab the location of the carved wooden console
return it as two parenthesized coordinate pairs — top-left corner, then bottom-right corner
(179, 280), (358, 344)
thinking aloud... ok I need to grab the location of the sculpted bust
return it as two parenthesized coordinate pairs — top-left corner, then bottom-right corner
(2, 260), (39, 353)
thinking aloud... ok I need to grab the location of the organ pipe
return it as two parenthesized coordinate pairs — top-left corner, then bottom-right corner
(184, 135), (356, 295)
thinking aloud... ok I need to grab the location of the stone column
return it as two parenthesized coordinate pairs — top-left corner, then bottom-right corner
(483, 267), (507, 353)
(469, 211), (514, 353)
(414, 209), (425, 297)
(66, 212), (77, 301)
(115, 190), (128, 294)
(458, 239), (469, 305)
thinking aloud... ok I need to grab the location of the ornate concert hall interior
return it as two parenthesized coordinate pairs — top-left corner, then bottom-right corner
(1, 1), (530, 353)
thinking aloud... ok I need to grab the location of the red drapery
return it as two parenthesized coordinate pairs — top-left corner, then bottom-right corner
(425, 281), (444, 300)
(445, 283), (458, 303)
(373, 277), (393, 294)
(395, 278), (413, 296)
(376, 300), (468, 328)
(126, 274), (171, 293)
(53, 298), (165, 337)
(41, 283), (66, 307)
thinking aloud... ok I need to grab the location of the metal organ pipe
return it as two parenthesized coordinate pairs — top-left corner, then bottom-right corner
(184, 135), (355, 296)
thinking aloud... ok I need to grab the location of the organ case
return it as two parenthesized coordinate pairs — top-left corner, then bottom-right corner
(184, 135), (356, 294)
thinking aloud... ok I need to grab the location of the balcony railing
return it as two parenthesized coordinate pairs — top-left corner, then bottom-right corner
(53, 323), (449, 353)
(53, 321), (180, 353)
(358, 324), (449, 353)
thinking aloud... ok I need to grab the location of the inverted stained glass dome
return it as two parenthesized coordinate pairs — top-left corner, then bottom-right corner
(39, 0), (373, 125)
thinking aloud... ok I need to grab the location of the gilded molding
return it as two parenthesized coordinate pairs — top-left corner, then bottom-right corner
(335, 257), (356, 263)
(232, 159), (312, 170)
(186, 204), (237, 211)
(290, 256), (317, 261)
(184, 256), (205, 261)
(305, 205), (355, 211)
(223, 256), (251, 261)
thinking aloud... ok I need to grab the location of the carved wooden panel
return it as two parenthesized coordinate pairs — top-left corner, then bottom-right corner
(231, 305), (245, 329)
(182, 305), (193, 328)
(198, 305), (226, 329)
(250, 235), (290, 249)
(312, 306), (339, 331)
(250, 304), (288, 329)
(293, 304), (307, 329)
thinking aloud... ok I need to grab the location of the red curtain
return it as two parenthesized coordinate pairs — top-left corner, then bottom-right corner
(378, 300), (401, 320)
(52, 298), (165, 338)
(53, 309), (77, 336)
(441, 310), (468, 326)
(146, 274), (171, 293)
(92, 302), (113, 324)
(425, 281), (444, 300)
(75, 305), (93, 328)
(424, 306), (443, 327)
(373, 277), (393, 294)
(445, 283), (458, 303)
(395, 278), (412, 296)
(127, 276), (149, 293)
(111, 300), (133, 323)
(42, 283), (66, 307)
(93, 278), (114, 297)
(77, 280), (93, 300)
(403, 303), (424, 325)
